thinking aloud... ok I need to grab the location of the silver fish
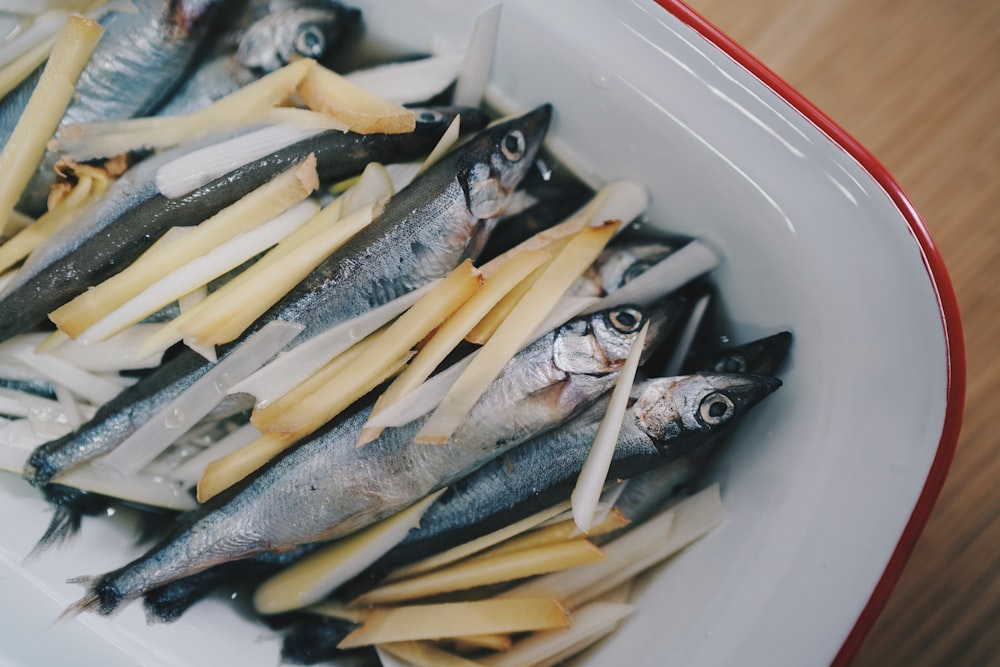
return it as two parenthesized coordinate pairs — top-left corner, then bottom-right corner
(22, 105), (548, 487)
(569, 240), (676, 297)
(65, 302), (672, 616)
(157, 1), (360, 116)
(0, 0), (224, 214)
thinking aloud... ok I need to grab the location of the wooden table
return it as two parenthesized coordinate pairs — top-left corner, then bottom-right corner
(681, 1), (1000, 665)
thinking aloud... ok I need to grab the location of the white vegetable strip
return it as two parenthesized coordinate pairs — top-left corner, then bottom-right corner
(53, 383), (82, 431)
(156, 124), (328, 199)
(0, 10), (66, 68)
(229, 281), (437, 408)
(166, 422), (261, 488)
(340, 162), (394, 217)
(13, 349), (122, 405)
(453, 3), (502, 107)
(0, 418), (44, 473)
(479, 602), (635, 667)
(177, 286), (215, 362)
(0, 389), (33, 419)
(345, 53), (463, 105)
(501, 484), (726, 609)
(253, 491), (444, 615)
(22, 390), (75, 440)
(584, 240), (720, 314)
(571, 322), (649, 533)
(55, 464), (199, 512)
(379, 642), (485, 667)
(37, 325), (166, 372)
(93, 321), (303, 477)
(74, 200), (318, 343)
(663, 292), (712, 376)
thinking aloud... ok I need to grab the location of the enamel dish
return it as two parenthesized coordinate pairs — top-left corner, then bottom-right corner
(0, 1), (964, 665)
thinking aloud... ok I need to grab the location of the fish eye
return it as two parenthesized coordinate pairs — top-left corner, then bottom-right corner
(607, 307), (643, 333)
(714, 355), (748, 373)
(501, 130), (526, 161)
(699, 392), (735, 425)
(294, 25), (327, 58)
(622, 260), (653, 284)
(416, 109), (445, 123)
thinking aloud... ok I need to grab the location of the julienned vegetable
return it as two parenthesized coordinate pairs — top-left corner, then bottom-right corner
(0, 4), (789, 666)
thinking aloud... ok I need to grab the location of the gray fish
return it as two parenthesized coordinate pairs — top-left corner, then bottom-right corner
(0, 0), (225, 215)
(22, 105), (548, 488)
(64, 302), (671, 616)
(569, 240), (676, 297)
(0, 106), (487, 345)
(157, 1), (360, 116)
(383, 332), (790, 563)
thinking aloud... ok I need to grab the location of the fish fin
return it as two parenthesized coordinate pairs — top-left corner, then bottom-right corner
(24, 505), (82, 561)
(62, 573), (126, 619)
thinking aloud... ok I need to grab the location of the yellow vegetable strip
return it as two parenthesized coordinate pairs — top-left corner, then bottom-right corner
(0, 35), (58, 100)
(358, 249), (549, 446)
(254, 260), (482, 437)
(379, 641), (487, 667)
(296, 61), (416, 134)
(56, 58), (316, 160)
(253, 491), (444, 615)
(51, 155), (318, 338)
(474, 508), (629, 562)
(196, 349), (410, 502)
(384, 501), (571, 583)
(571, 321), (649, 534)
(177, 198), (382, 348)
(307, 600), (367, 624)
(416, 221), (620, 444)
(139, 197), (345, 356)
(351, 539), (607, 607)
(449, 634), (513, 653)
(338, 598), (570, 648)
(478, 602), (635, 667)
(0, 15), (103, 236)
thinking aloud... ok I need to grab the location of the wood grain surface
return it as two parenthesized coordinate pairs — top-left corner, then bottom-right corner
(680, 0), (1000, 665)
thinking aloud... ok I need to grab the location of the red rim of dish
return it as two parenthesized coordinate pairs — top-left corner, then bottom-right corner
(653, 1), (967, 664)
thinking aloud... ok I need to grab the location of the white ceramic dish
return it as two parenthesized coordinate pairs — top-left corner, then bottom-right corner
(0, 1), (964, 665)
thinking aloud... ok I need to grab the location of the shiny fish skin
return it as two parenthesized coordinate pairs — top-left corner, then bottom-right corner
(157, 1), (360, 116)
(0, 107), (485, 345)
(384, 371), (781, 565)
(65, 303), (668, 616)
(0, 0), (224, 215)
(21, 105), (544, 488)
(569, 240), (675, 297)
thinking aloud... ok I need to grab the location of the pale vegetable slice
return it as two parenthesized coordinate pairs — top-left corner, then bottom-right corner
(0, 15), (103, 236)
(55, 58), (315, 161)
(0, 10), (67, 68)
(228, 281), (434, 409)
(571, 321), (649, 533)
(13, 348), (122, 406)
(339, 161), (395, 217)
(254, 259), (482, 437)
(479, 602), (635, 667)
(384, 501), (571, 584)
(501, 484), (726, 610)
(413, 115), (461, 177)
(54, 464), (198, 512)
(417, 221), (620, 444)
(478, 508), (629, 561)
(450, 634), (513, 653)
(0, 34), (58, 100)
(307, 600), (367, 624)
(358, 248), (549, 446)
(297, 61), (415, 134)
(453, 3), (502, 108)
(338, 598), (570, 648)
(379, 641), (486, 667)
(352, 540), (606, 607)
(345, 53), (463, 104)
(0, 418), (45, 473)
(464, 252), (553, 345)
(196, 351), (410, 502)
(662, 291), (712, 376)
(93, 320), (303, 478)
(167, 422), (260, 489)
(253, 491), (444, 615)
(75, 199), (317, 344)
(51, 156), (318, 338)
(156, 124), (329, 199)
(177, 198), (384, 348)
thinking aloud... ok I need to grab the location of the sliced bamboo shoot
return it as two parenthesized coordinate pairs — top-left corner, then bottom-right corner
(338, 598), (570, 648)
(0, 34), (58, 100)
(253, 491), (444, 615)
(0, 15), (103, 236)
(50, 156), (318, 338)
(351, 539), (606, 607)
(297, 61), (415, 134)
(379, 641), (486, 667)
(416, 221), (620, 444)
(450, 634), (513, 653)
(477, 508), (629, 562)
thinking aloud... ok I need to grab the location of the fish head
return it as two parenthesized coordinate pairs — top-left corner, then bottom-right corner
(574, 241), (676, 297)
(703, 331), (793, 376)
(454, 104), (553, 255)
(632, 373), (783, 456)
(553, 300), (682, 376)
(236, 2), (361, 72)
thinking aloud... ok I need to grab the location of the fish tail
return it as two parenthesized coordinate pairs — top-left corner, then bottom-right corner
(25, 506), (82, 561)
(62, 573), (127, 619)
